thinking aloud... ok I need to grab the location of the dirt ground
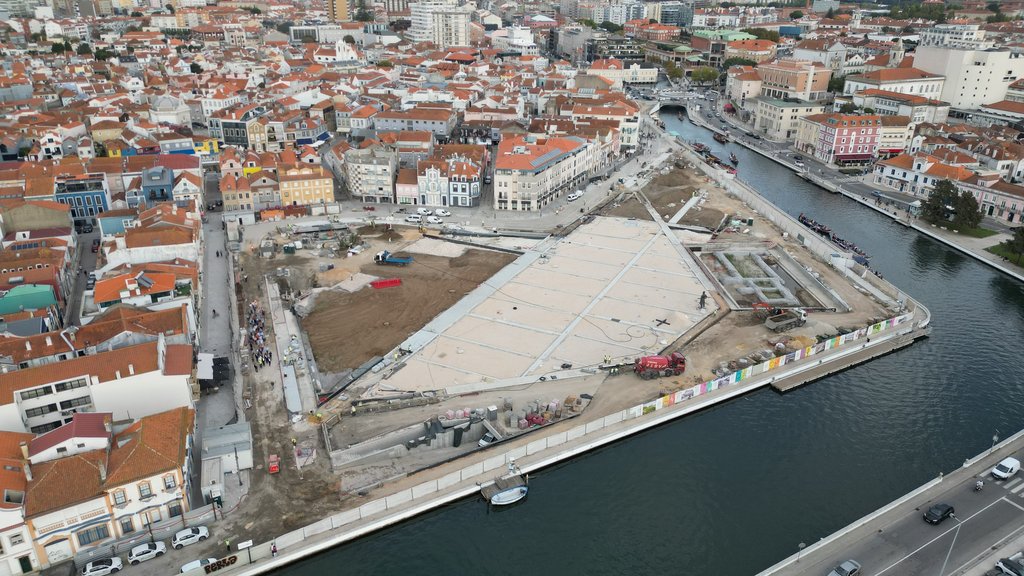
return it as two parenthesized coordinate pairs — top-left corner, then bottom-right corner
(302, 250), (516, 373)
(603, 161), (727, 229)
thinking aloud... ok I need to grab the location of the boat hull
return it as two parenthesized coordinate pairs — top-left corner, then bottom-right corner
(490, 486), (528, 506)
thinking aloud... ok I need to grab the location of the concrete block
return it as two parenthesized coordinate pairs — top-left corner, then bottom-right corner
(482, 455), (505, 472)
(276, 529), (305, 548)
(585, 420), (604, 434)
(603, 411), (623, 426)
(330, 509), (361, 528)
(385, 490), (413, 509)
(567, 424), (587, 440)
(460, 461), (484, 481)
(437, 471), (461, 490)
(547, 432), (567, 447)
(358, 499), (387, 518)
(303, 518), (332, 537)
(527, 439), (547, 456)
(411, 481), (437, 499)
(507, 446), (527, 460)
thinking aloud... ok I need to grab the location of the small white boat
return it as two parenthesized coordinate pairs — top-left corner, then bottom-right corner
(490, 486), (528, 506)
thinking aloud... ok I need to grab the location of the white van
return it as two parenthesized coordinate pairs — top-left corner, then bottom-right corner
(404, 214), (422, 223)
(567, 191), (584, 202)
(991, 457), (1021, 480)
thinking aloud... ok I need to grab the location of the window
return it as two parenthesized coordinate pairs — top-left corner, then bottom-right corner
(76, 525), (110, 546)
(54, 378), (86, 393)
(163, 475), (176, 490)
(138, 482), (152, 498)
(143, 509), (161, 526)
(3, 490), (23, 505)
(119, 517), (134, 535)
(59, 397), (91, 410)
(113, 490), (126, 505)
(25, 405), (57, 418)
(20, 387), (52, 401)
(9, 533), (23, 546)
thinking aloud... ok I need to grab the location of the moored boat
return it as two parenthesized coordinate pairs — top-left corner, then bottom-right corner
(713, 132), (729, 144)
(490, 486), (528, 506)
(729, 152), (738, 165)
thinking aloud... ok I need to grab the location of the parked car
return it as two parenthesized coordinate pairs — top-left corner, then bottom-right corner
(992, 457), (1021, 480)
(215, 200), (223, 207)
(567, 191), (584, 202)
(172, 526), (210, 549)
(426, 216), (443, 224)
(128, 542), (166, 565)
(996, 554), (1024, 576)
(404, 214), (422, 223)
(81, 224), (93, 233)
(434, 209), (451, 217)
(91, 238), (100, 252)
(416, 207), (433, 216)
(827, 559), (861, 576)
(793, 155), (804, 161)
(923, 503), (954, 524)
(478, 431), (497, 447)
(180, 558), (218, 573)
(86, 276), (96, 290)
(82, 558), (123, 576)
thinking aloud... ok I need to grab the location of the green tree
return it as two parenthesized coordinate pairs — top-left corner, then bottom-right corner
(922, 179), (958, 224)
(391, 19), (410, 31)
(343, 34), (355, 44)
(599, 21), (623, 32)
(723, 57), (757, 68)
(276, 21), (292, 34)
(165, 3), (174, 12)
(377, 59), (393, 67)
(77, 42), (92, 55)
(839, 102), (857, 113)
(987, 2), (1001, 12)
(243, 6), (261, 14)
(30, 32), (46, 42)
(94, 47), (114, 60)
(741, 28), (780, 42)
(790, 9), (804, 19)
(1000, 226), (1024, 264)
(828, 74), (846, 93)
(864, 107), (876, 114)
(130, 10), (142, 16)
(190, 62), (202, 74)
(578, 18), (598, 29)
(51, 42), (66, 54)
(953, 191), (983, 230)
(664, 61), (683, 80)
(825, 7), (835, 17)
(691, 66), (718, 85)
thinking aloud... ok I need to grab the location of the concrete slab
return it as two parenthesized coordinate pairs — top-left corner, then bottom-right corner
(468, 298), (575, 333)
(443, 315), (556, 357)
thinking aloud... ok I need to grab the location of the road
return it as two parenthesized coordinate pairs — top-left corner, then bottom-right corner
(66, 229), (98, 326)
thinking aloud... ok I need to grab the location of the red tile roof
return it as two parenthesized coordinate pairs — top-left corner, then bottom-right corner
(28, 412), (111, 457)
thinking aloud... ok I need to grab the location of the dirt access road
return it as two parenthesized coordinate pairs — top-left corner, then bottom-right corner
(303, 249), (516, 373)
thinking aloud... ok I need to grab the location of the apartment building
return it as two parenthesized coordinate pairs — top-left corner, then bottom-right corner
(53, 174), (111, 225)
(757, 59), (832, 102)
(918, 23), (992, 49)
(24, 408), (195, 568)
(754, 98), (827, 141)
(586, 59), (659, 88)
(374, 107), (457, 137)
(725, 39), (777, 64)
(344, 145), (397, 204)
(494, 135), (596, 211)
(873, 153), (976, 197)
(795, 114), (882, 165)
(843, 68), (945, 102)
(409, 0), (472, 48)
(0, 337), (192, 434)
(278, 164), (335, 207)
(914, 46), (1024, 110)
(835, 89), (950, 124)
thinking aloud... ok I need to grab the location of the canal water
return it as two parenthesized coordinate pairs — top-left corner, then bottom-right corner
(279, 112), (1024, 576)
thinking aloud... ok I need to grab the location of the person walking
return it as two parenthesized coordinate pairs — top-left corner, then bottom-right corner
(271, 543), (278, 557)
(225, 539), (231, 553)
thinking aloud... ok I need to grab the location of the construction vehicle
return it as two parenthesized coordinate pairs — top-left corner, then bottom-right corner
(752, 302), (782, 319)
(764, 309), (807, 332)
(373, 250), (413, 266)
(633, 352), (687, 380)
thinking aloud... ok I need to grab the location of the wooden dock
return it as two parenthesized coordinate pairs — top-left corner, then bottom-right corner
(480, 473), (528, 500)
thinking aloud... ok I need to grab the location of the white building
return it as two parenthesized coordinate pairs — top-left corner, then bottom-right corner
(410, 0), (472, 48)
(918, 23), (992, 49)
(493, 135), (597, 211)
(0, 337), (193, 434)
(344, 145), (397, 204)
(0, 430), (39, 576)
(587, 59), (659, 87)
(843, 68), (945, 101)
(914, 46), (1024, 110)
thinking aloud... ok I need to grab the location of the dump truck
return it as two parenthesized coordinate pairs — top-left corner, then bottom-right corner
(633, 352), (687, 380)
(764, 309), (806, 332)
(373, 250), (413, 266)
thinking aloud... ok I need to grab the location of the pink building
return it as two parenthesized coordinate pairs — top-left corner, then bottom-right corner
(795, 113), (882, 165)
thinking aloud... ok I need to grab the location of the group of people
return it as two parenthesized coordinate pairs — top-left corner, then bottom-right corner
(246, 300), (273, 373)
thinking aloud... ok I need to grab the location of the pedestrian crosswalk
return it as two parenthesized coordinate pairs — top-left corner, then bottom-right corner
(1004, 478), (1021, 491)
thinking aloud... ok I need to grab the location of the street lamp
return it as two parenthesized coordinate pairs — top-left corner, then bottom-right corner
(937, 515), (962, 576)
(991, 431), (1000, 453)
(797, 542), (806, 562)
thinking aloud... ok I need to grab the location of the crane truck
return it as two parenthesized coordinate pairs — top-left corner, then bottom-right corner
(633, 352), (687, 380)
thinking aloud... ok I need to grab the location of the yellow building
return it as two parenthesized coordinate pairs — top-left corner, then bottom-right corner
(192, 137), (220, 155)
(278, 164), (335, 206)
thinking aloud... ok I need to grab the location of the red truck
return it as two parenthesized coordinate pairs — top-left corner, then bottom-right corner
(633, 352), (687, 380)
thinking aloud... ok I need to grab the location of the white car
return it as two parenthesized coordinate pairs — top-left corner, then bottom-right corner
(416, 207), (432, 216)
(434, 209), (451, 217)
(82, 558), (123, 576)
(128, 542), (166, 565)
(404, 214), (422, 223)
(566, 191), (583, 202)
(180, 558), (218, 573)
(172, 526), (209, 549)
(426, 216), (443, 224)
(992, 457), (1021, 480)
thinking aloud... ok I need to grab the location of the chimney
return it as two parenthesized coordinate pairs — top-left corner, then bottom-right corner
(45, 336), (52, 347)
(19, 442), (28, 460)
(98, 460), (106, 482)
(103, 417), (111, 434)
(128, 364), (134, 375)
(22, 463), (31, 482)
(24, 341), (30, 351)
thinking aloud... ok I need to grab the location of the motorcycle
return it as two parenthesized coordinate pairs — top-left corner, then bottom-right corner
(975, 480), (984, 492)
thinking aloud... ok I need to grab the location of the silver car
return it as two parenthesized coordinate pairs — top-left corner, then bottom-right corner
(128, 541), (166, 565)
(172, 526), (209, 549)
(828, 559), (861, 576)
